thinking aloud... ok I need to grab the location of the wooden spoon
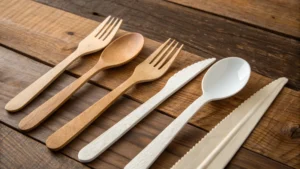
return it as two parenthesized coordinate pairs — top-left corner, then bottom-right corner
(18, 33), (144, 131)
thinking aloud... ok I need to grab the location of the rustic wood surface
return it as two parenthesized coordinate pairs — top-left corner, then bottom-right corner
(167, 0), (300, 38)
(0, 0), (299, 169)
(1, 47), (292, 169)
(0, 123), (90, 169)
(34, 0), (300, 90)
(18, 33), (143, 132)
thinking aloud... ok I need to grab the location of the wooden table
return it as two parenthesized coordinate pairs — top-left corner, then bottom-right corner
(0, 0), (299, 169)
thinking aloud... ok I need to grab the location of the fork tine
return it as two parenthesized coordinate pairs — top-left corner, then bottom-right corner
(101, 18), (120, 40)
(90, 16), (111, 37)
(103, 19), (123, 42)
(159, 44), (183, 70)
(151, 40), (175, 66)
(96, 17), (116, 38)
(145, 38), (171, 63)
(155, 42), (179, 68)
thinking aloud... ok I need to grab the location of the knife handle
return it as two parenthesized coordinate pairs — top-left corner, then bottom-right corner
(125, 95), (209, 169)
(171, 77), (288, 169)
(198, 78), (288, 169)
(78, 88), (172, 162)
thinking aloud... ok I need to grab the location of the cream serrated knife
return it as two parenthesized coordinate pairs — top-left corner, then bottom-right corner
(172, 77), (288, 169)
(78, 58), (216, 162)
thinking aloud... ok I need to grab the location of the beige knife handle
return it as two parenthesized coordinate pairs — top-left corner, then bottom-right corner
(171, 77), (288, 169)
(18, 66), (101, 131)
(5, 50), (81, 112)
(46, 76), (136, 151)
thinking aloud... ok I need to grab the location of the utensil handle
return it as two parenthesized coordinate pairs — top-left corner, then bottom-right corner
(46, 76), (136, 151)
(78, 87), (173, 162)
(198, 78), (287, 169)
(125, 95), (209, 169)
(18, 66), (101, 131)
(5, 50), (81, 112)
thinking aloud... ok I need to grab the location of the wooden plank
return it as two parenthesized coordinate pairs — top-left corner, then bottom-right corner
(166, 0), (300, 38)
(0, 123), (90, 169)
(0, 46), (293, 169)
(34, 0), (300, 90)
(0, 0), (299, 167)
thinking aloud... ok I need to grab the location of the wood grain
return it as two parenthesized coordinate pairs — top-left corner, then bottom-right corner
(171, 77), (288, 169)
(18, 33), (144, 131)
(4, 15), (122, 112)
(0, 123), (89, 169)
(167, 0), (300, 38)
(0, 47), (293, 169)
(34, 0), (300, 90)
(0, 0), (299, 167)
(46, 40), (180, 151)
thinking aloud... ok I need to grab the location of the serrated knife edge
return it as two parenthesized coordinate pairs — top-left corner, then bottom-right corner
(171, 77), (288, 169)
(204, 77), (288, 169)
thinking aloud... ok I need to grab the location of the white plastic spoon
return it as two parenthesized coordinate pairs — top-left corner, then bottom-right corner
(125, 57), (251, 169)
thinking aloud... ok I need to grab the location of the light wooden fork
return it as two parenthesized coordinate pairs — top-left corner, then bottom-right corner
(46, 39), (183, 151)
(5, 16), (123, 112)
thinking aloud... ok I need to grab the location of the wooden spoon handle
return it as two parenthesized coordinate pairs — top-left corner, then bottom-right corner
(5, 50), (81, 112)
(18, 66), (100, 131)
(46, 77), (136, 151)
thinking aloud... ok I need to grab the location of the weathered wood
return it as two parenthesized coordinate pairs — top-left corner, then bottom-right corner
(167, 0), (300, 38)
(0, 123), (90, 169)
(0, 46), (293, 169)
(34, 0), (300, 90)
(46, 38), (179, 151)
(4, 16), (123, 112)
(18, 33), (144, 132)
(0, 0), (299, 167)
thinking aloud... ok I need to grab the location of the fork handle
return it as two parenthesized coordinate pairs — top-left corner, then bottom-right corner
(5, 50), (81, 112)
(46, 76), (137, 151)
(78, 87), (173, 162)
(125, 95), (209, 169)
(18, 66), (102, 131)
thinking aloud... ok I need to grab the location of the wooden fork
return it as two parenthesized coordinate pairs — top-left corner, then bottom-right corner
(5, 16), (123, 112)
(46, 39), (183, 151)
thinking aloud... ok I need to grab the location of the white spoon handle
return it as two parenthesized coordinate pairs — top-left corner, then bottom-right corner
(78, 88), (172, 162)
(78, 59), (217, 162)
(125, 95), (209, 169)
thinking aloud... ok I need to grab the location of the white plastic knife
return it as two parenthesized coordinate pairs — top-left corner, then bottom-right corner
(171, 77), (288, 169)
(78, 58), (216, 162)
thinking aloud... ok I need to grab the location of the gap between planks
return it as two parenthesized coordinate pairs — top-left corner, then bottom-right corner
(0, 0), (299, 168)
(0, 122), (90, 169)
(33, 0), (300, 90)
(166, 0), (300, 39)
(0, 46), (295, 169)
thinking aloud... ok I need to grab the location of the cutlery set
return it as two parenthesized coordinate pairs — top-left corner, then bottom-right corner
(5, 16), (123, 112)
(5, 16), (288, 169)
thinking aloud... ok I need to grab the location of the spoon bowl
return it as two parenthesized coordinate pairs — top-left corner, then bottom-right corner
(124, 57), (251, 169)
(99, 33), (144, 67)
(202, 57), (250, 100)
(18, 33), (144, 132)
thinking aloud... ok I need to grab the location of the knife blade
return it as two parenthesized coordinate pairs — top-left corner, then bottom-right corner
(163, 58), (216, 92)
(78, 58), (216, 162)
(171, 77), (288, 169)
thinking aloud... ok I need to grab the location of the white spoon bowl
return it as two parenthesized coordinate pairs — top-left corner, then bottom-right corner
(125, 57), (251, 169)
(202, 57), (251, 100)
